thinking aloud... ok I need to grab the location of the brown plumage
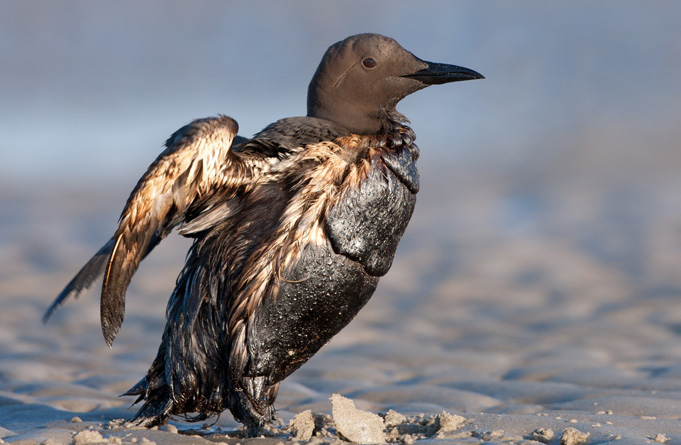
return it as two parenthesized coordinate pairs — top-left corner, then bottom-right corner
(102, 116), (243, 346)
(45, 33), (483, 433)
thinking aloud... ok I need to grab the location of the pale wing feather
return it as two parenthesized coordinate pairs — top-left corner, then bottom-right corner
(95, 115), (243, 346)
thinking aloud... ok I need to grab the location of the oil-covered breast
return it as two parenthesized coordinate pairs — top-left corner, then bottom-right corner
(325, 146), (418, 276)
(247, 244), (378, 382)
(245, 144), (418, 384)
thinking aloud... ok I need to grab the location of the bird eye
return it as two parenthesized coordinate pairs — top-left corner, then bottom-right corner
(362, 57), (377, 69)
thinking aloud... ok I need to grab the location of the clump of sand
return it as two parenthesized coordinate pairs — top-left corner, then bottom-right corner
(10, 392), (679, 444)
(331, 394), (386, 444)
(285, 394), (466, 444)
(560, 427), (589, 445)
(531, 427), (555, 443)
(72, 429), (106, 445)
(289, 410), (324, 441)
(653, 433), (670, 444)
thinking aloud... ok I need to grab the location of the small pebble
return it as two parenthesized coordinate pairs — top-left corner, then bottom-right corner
(72, 430), (105, 445)
(436, 412), (465, 433)
(401, 435), (415, 445)
(160, 424), (178, 434)
(70, 416), (83, 423)
(654, 433), (669, 444)
(531, 428), (555, 444)
(383, 409), (407, 428)
(561, 427), (589, 445)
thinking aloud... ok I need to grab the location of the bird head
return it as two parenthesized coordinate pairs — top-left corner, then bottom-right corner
(307, 33), (484, 135)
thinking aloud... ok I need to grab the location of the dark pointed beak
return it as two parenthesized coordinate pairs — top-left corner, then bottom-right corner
(403, 61), (484, 85)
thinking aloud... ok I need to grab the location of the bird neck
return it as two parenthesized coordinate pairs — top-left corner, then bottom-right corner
(307, 100), (410, 136)
(374, 108), (410, 133)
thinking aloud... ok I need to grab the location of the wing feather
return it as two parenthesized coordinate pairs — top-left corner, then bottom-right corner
(99, 115), (244, 346)
(43, 237), (116, 323)
(45, 115), (265, 346)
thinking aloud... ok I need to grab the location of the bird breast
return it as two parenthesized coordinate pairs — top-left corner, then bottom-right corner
(244, 132), (420, 383)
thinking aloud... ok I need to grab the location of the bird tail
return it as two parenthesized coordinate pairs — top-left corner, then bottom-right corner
(43, 237), (116, 323)
(44, 233), (164, 325)
(122, 363), (174, 427)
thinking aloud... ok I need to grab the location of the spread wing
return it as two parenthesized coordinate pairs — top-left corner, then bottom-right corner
(46, 115), (258, 346)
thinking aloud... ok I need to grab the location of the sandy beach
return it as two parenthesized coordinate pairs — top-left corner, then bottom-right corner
(2, 2), (681, 444)
(2, 153), (681, 444)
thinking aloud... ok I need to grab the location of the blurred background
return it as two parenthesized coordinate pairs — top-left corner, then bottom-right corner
(3, 0), (681, 306)
(2, 0), (681, 434)
(1, 1), (679, 189)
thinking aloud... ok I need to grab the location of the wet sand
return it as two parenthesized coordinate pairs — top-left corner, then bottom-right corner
(2, 158), (681, 444)
(2, 1), (681, 443)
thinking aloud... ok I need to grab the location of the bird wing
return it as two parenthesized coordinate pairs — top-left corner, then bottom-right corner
(99, 115), (253, 346)
(46, 115), (260, 347)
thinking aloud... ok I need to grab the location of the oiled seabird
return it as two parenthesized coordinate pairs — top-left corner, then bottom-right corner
(44, 33), (483, 432)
